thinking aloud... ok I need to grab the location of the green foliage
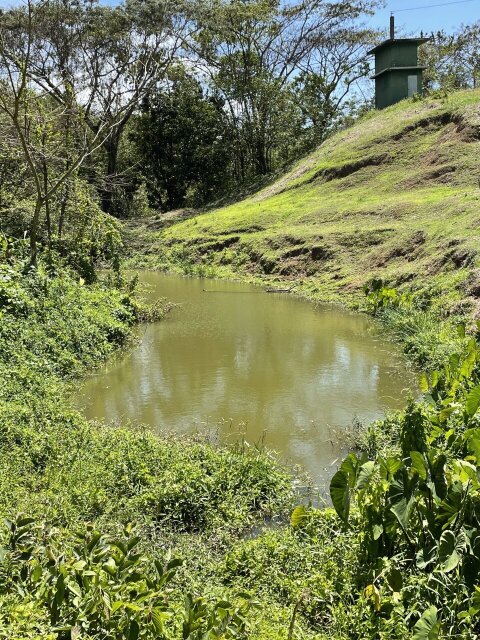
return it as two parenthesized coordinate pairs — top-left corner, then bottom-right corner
(0, 517), (255, 639)
(55, 182), (124, 281)
(131, 70), (232, 211)
(412, 606), (441, 640)
(0, 244), (296, 637)
(327, 328), (480, 637)
(364, 279), (413, 312)
(363, 279), (467, 370)
(420, 23), (480, 91)
(189, 0), (375, 184)
(223, 509), (362, 634)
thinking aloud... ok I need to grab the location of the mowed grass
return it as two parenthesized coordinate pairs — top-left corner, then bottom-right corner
(127, 89), (480, 310)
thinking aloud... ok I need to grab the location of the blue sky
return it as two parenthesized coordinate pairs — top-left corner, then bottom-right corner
(369, 0), (479, 35)
(0, 0), (478, 33)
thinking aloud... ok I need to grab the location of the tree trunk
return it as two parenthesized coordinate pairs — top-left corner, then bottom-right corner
(102, 138), (119, 214)
(42, 153), (52, 249)
(101, 131), (121, 214)
(29, 199), (43, 266)
(255, 138), (269, 175)
(58, 174), (70, 240)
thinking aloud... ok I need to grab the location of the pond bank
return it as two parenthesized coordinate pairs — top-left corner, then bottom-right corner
(3, 251), (480, 638)
(125, 238), (470, 373)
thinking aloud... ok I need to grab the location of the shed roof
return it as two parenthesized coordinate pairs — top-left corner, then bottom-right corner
(371, 65), (427, 79)
(368, 37), (430, 56)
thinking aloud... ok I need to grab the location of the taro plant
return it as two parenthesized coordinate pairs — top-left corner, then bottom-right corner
(328, 332), (480, 638)
(0, 517), (255, 639)
(363, 279), (413, 313)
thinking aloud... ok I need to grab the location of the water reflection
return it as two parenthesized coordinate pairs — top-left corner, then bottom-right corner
(76, 273), (416, 486)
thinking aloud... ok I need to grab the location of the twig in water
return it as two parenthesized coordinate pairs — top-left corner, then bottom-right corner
(202, 286), (295, 294)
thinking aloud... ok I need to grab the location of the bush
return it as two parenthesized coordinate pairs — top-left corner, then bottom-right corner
(326, 331), (480, 638)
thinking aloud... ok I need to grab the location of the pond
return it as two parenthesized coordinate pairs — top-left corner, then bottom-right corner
(76, 272), (417, 487)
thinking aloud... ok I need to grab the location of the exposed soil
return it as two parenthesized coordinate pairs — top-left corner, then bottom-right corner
(371, 231), (426, 268)
(428, 243), (477, 274)
(465, 269), (480, 298)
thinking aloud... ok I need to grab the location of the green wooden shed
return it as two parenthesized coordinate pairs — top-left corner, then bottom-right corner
(368, 17), (430, 110)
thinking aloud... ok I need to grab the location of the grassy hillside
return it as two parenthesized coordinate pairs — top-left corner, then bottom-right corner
(128, 90), (480, 315)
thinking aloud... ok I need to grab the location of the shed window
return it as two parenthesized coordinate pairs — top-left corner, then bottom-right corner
(408, 75), (418, 97)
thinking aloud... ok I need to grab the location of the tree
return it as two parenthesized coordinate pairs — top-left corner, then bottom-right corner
(0, 0), (113, 263)
(0, 0), (177, 263)
(292, 26), (373, 150)
(420, 23), (480, 91)
(25, 0), (185, 214)
(187, 0), (378, 180)
(131, 68), (232, 210)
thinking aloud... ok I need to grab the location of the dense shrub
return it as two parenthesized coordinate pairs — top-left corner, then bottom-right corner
(324, 289), (480, 638)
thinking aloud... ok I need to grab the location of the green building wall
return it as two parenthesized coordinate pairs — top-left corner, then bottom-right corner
(375, 69), (424, 109)
(375, 42), (421, 75)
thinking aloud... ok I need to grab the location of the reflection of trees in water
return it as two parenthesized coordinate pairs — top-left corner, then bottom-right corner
(79, 277), (415, 483)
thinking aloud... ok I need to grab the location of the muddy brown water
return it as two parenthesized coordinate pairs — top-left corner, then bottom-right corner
(76, 272), (417, 488)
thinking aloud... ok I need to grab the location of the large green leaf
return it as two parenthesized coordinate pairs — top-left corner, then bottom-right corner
(372, 523), (383, 540)
(391, 497), (414, 530)
(389, 470), (416, 530)
(416, 546), (436, 570)
(330, 469), (350, 524)
(128, 620), (140, 640)
(428, 453), (447, 500)
(466, 386), (480, 418)
(380, 456), (403, 481)
(438, 529), (466, 573)
(151, 608), (168, 634)
(386, 567), (403, 592)
(468, 529), (480, 559)
(419, 372), (430, 393)
(340, 453), (360, 488)
(54, 575), (65, 608)
(410, 451), (427, 480)
(355, 461), (375, 491)
(465, 429), (480, 465)
(412, 606), (440, 640)
(290, 505), (307, 529)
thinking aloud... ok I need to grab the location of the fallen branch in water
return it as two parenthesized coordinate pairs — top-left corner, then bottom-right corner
(265, 286), (295, 293)
(202, 286), (295, 294)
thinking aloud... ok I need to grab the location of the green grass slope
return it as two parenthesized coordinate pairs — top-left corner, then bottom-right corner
(130, 89), (480, 313)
